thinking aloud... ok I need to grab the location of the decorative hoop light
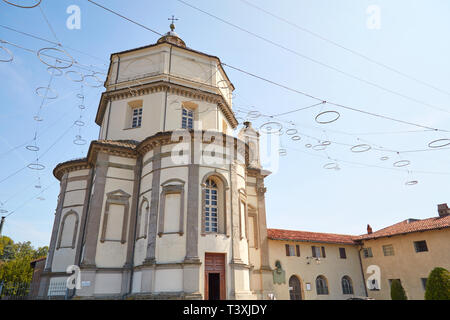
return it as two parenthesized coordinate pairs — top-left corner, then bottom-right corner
(286, 129), (298, 136)
(36, 196), (45, 201)
(2, 0), (41, 8)
(73, 135), (87, 145)
(279, 148), (287, 156)
(291, 135), (301, 141)
(380, 156), (389, 161)
(74, 120), (85, 127)
(65, 70), (84, 82)
(35, 86), (58, 99)
(260, 121), (282, 134)
(305, 144), (312, 148)
(25, 145), (39, 152)
(47, 66), (62, 76)
(393, 160), (411, 167)
(76, 93), (85, 99)
(350, 144), (372, 153)
(37, 47), (74, 69)
(247, 111), (261, 119)
(320, 140), (331, 146)
(323, 162), (339, 170)
(217, 80), (230, 90)
(84, 74), (103, 88)
(78, 104), (86, 110)
(0, 209), (8, 214)
(33, 115), (43, 122)
(405, 180), (418, 186)
(0, 45), (13, 62)
(315, 110), (340, 124)
(312, 144), (327, 151)
(428, 139), (450, 148)
(27, 163), (45, 170)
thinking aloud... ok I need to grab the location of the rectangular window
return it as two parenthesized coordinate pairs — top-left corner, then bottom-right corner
(131, 107), (143, 128)
(383, 244), (395, 256)
(339, 248), (347, 259)
(182, 107), (194, 129)
(414, 240), (428, 252)
(285, 244), (296, 256)
(312, 246), (325, 258)
(363, 247), (373, 258)
(421, 278), (427, 290)
(296, 245), (301, 257)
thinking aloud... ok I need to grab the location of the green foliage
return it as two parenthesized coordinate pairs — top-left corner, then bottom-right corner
(390, 279), (407, 300)
(0, 236), (48, 285)
(425, 267), (450, 300)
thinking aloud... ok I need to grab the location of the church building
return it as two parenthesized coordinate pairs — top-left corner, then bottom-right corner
(37, 23), (274, 300)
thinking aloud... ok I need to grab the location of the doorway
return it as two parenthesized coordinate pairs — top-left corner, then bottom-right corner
(205, 253), (225, 300)
(289, 275), (303, 300)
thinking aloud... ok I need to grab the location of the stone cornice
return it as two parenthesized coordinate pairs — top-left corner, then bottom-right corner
(95, 80), (238, 129)
(53, 132), (252, 180)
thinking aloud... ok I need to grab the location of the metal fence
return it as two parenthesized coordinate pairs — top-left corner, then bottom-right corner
(0, 280), (68, 300)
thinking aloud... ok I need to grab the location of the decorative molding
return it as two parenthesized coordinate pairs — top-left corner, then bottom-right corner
(157, 183), (185, 237)
(56, 210), (79, 249)
(100, 189), (131, 244)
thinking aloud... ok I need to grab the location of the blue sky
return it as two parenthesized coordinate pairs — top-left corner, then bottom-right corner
(0, 0), (449, 247)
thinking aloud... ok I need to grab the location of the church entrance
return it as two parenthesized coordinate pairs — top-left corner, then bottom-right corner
(205, 253), (225, 300)
(289, 275), (303, 300)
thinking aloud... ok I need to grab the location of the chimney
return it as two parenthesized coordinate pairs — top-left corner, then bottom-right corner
(437, 203), (449, 217)
(367, 224), (373, 234)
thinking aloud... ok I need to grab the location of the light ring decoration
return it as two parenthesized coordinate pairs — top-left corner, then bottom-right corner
(380, 156), (389, 161)
(315, 110), (340, 124)
(0, 209), (8, 214)
(217, 79), (230, 90)
(274, 129), (284, 136)
(393, 160), (411, 167)
(321, 140), (331, 146)
(84, 74), (103, 88)
(286, 129), (298, 136)
(65, 70), (84, 82)
(91, 71), (105, 82)
(36, 196), (45, 201)
(305, 144), (312, 148)
(259, 121), (282, 134)
(350, 144), (372, 153)
(0, 45), (13, 62)
(33, 115), (43, 122)
(291, 135), (301, 141)
(73, 135), (87, 145)
(25, 145), (39, 152)
(35, 184), (42, 189)
(2, 0), (41, 8)
(428, 139), (450, 149)
(47, 66), (62, 77)
(37, 47), (74, 69)
(35, 86), (58, 99)
(247, 111), (261, 119)
(312, 144), (327, 151)
(76, 93), (84, 99)
(323, 162), (339, 170)
(405, 180), (418, 186)
(278, 148), (287, 156)
(78, 104), (86, 110)
(27, 163), (45, 170)
(74, 120), (85, 127)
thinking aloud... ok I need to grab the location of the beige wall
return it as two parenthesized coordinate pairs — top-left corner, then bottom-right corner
(360, 228), (450, 300)
(269, 240), (366, 300)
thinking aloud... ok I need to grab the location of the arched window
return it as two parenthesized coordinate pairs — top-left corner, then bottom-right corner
(136, 198), (149, 240)
(57, 210), (79, 249)
(342, 276), (354, 295)
(316, 275), (329, 295)
(205, 178), (218, 233)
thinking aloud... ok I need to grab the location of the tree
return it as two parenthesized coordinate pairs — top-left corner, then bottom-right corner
(0, 236), (48, 284)
(390, 279), (407, 300)
(425, 267), (450, 300)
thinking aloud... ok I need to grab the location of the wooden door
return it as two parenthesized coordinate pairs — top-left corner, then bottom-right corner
(205, 253), (226, 300)
(289, 275), (302, 300)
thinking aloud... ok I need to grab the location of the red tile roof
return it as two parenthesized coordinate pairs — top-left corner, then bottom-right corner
(267, 228), (356, 245)
(357, 214), (450, 240)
